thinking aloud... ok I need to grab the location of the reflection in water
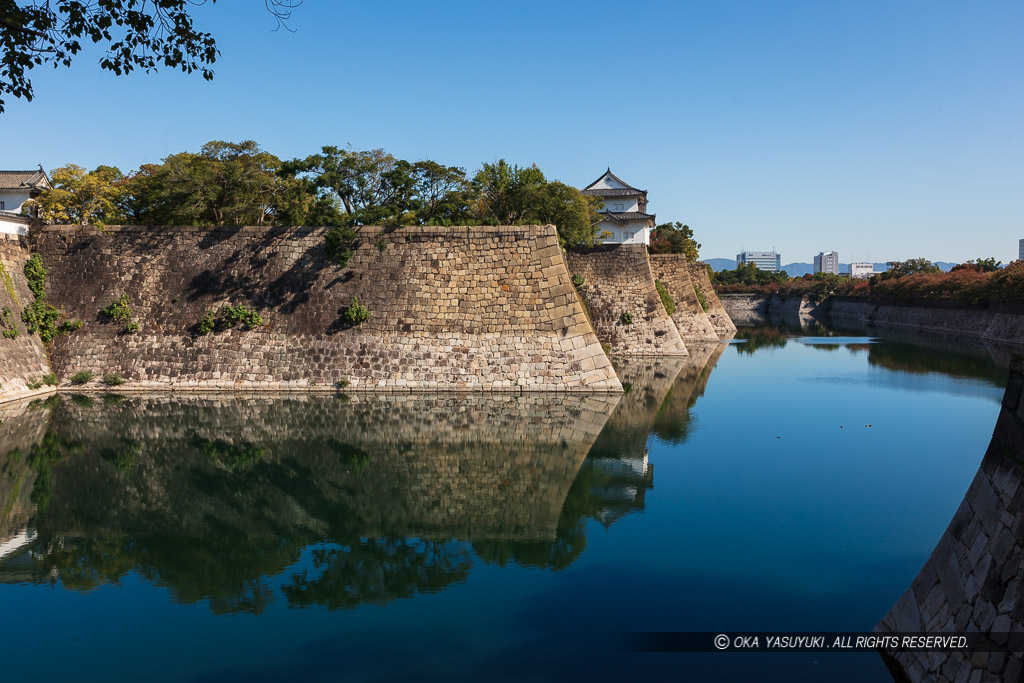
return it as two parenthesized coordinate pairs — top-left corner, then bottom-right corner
(735, 325), (790, 354)
(0, 355), (729, 612)
(738, 309), (1019, 380)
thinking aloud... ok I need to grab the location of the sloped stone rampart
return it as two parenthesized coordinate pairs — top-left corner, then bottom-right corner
(877, 358), (1024, 682)
(31, 224), (621, 392)
(0, 235), (55, 404)
(564, 245), (688, 356)
(648, 254), (719, 340)
(688, 261), (737, 336)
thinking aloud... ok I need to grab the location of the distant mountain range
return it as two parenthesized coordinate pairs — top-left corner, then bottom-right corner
(702, 259), (957, 276)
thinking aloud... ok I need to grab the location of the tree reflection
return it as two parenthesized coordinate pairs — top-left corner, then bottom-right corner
(0, 359), (733, 610)
(284, 539), (472, 609)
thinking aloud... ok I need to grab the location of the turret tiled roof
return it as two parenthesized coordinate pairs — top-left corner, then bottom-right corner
(0, 169), (49, 191)
(581, 168), (647, 197)
(600, 211), (656, 224)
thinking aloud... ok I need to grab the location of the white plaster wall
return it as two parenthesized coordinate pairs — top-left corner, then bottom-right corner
(598, 221), (650, 245)
(0, 216), (29, 236)
(0, 190), (32, 214)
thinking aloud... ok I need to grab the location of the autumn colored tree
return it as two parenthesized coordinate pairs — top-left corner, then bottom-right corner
(27, 164), (126, 226)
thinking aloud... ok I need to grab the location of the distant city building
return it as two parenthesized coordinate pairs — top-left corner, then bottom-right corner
(814, 251), (839, 275)
(1019, 238), (1023, 261)
(850, 262), (876, 279)
(0, 167), (49, 236)
(737, 250), (781, 273)
(581, 168), (655, 245)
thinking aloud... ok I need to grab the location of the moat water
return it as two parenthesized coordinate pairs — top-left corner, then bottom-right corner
(0, 321), (1014, 682)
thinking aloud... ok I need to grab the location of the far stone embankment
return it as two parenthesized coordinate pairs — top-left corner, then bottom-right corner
(23, 224), (622, 393)
(719, 293), (1024, 345)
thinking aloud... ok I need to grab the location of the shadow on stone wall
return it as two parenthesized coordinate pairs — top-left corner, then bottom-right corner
(33, 225), (619, 392)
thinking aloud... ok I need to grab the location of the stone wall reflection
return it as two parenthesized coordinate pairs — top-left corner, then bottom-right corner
(0, 393), (617, 610)
(0, 347), (730, 613)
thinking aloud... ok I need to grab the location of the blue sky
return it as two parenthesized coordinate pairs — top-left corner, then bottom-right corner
(2, 1), (1022, 263)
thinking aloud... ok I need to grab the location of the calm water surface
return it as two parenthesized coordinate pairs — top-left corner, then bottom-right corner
(0, 324), (1013, 682)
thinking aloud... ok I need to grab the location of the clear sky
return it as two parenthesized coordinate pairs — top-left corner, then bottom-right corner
(3, 1), (1022, 264)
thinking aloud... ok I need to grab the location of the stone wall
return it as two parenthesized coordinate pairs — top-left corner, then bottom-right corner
(877, 358), (1024, 682)
(826, 296), (1024, 346)
(32, 224), (620, 392)
(648, 254), (719, 341)
(688, 261), (737, 336)
(564, 245), (688, 356)
(0, 234), (55, 404)
(719, 293), (1024, 347)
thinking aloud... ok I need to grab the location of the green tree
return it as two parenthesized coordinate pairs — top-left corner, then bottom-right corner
(281, 146), (421, 227)
(0, 1), (299, 113)
(879, 257), (941, 281)
(649, 222), (701, 260)
(28, 164), (126, 226)
(470, 160), (602, 246)
(126, 140), (300, 226)
(712, 262), (789, 287)
(471, 159), (546, 225)
(409, 160), (472, 225)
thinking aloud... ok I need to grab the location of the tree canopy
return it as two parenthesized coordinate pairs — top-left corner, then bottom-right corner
(712, 261), (789, 287)
(649, 221), (701, 261)
(876, 257), (941, 281)
(0, 1), (299, 112)
(29, 143), (655, 249)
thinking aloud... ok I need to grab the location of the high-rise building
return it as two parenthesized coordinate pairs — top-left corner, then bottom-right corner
(1019, 238), (1023, 261)
(737, 250), (781, 273)
(814, 251), (839, 275)
(850, 262), (875, 279)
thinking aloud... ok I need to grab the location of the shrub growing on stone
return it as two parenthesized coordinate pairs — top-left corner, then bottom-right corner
(655, 280), (676, 317)
(103, 373), (126, 386)
(692, 284), (709, 312)
(571, 273), (585, 288)
(22, 299), (60, 342)
(620, 312), (634, 325)
(343, 296), (370, 326)
(102, 293), (133, 322)
(197, 310), (216, 335)
(58, 318), (83, 333)
(70, 371), (94, 385)
(23, 254), (46, 299)
(102, 293), (139, 334)
(221, 304), (263, 330)
(0, 306), (17, 338)
(41, 373), (57, 386)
